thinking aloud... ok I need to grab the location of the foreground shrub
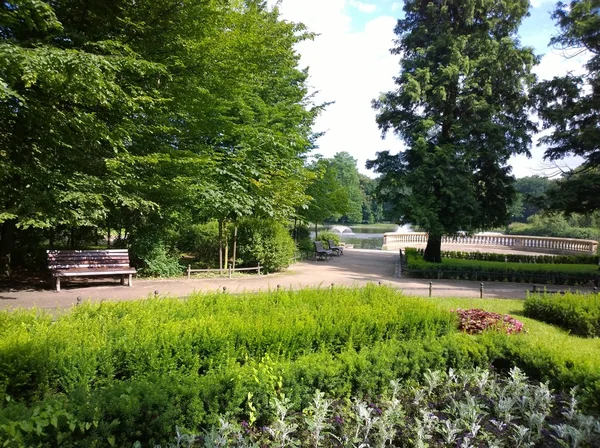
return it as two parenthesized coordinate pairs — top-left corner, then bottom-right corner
(171, 367), (600, 448)
(524, 292), (600, 338)
(1, 287), (600, 446)
(454, 308), (525, 335)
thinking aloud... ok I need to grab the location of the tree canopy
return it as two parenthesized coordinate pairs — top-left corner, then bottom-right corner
(531, 0), (600, 215)
(368, 0), (538, 262)
(0, 0), (321, 268)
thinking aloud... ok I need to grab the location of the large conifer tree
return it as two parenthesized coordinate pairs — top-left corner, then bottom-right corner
(368, 0), (538, 262)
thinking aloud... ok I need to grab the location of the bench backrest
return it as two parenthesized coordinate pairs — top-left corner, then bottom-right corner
(328, 240), (338, 248)
(47, 249), (132, 270)
(314, 241), (326, 252)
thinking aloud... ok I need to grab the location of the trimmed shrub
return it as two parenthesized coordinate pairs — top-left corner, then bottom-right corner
(404, 248), (599, 285)
(524, 292), (600, 337)
(316, 231), (341, 247)
(236, 218), (296, 273)
(419, 248), (599, 265)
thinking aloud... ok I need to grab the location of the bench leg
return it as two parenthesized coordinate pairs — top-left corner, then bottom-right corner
(55, 276), (61, 292)
(128, 274), (133, 287)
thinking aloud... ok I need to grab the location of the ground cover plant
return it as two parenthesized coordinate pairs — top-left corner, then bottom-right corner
(404, 248), (599, 285)
(175, 368), (600, 447)
(524, 292), (600, 338)
(1, 286), (600, 446)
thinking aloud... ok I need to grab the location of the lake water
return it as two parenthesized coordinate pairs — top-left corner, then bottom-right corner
(317, 224), (402, 250)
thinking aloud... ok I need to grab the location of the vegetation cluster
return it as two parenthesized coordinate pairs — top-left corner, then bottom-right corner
(404, 248), (600, 285)
(524, 292), (600, 338)
(175, 368), (600, 448)
(1, 286), (600, 446)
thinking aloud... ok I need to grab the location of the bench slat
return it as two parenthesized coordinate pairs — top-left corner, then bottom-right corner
(47, 249), (136, 291)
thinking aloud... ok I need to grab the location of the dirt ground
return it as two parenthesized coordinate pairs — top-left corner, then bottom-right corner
(2, 246), (592, 311)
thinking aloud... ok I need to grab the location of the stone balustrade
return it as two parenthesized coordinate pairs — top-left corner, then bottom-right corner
(382, 232), (598, 254)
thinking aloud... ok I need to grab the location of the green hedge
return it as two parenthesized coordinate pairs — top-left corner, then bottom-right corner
(1, 286), (600, 446)
(415, 248), (599, 265)
(404, 248), (600, 285)
(524, 292), (600, 338)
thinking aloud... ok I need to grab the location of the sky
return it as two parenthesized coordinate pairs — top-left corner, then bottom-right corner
(269, 0), (589, 178)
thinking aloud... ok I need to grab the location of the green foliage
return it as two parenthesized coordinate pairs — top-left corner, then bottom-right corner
(368, 0), (537, 262)
(177, 221), (220, 268)
(0, 0), (321, 273)
(531, 1), (600, 215)
(236, 218), (296, 273)
(191, 368), (599, 448)
(508, 213), (600, 241)
(316, 231), (341, 247)
(525, 292), (600, 338)
(302, 159), (349, 229)
(329, 152), (363, 223)
(425, 249), (599, 265)
(2, 286), (600, 445)
(511, 176), (553, 222)
(130, 230), (182, 277)
(404, 247), (600, 285)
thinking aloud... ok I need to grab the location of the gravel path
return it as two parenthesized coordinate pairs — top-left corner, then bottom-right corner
(0, 248), (589, 311)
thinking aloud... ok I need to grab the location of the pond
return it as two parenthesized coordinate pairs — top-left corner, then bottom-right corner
(316, 224), (408, 250)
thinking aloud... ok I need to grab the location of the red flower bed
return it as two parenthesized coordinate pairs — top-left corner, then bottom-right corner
(453, 308), (525, 335)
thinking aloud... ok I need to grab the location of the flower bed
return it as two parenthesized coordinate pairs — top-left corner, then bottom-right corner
(453, 308), (525, 335)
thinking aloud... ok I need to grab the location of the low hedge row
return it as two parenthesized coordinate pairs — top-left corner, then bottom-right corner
(524, 292), (600, 337)
(404, 248), (599, 285)
(412, 248), (599, 265)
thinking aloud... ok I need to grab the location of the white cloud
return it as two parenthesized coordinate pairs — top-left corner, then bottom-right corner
(349, 0), (377, 13)
(508, 49), (589, 178)
(530, 0), (554, 8)
(274, 1), (403, 174)
(272, 1), (589, 178)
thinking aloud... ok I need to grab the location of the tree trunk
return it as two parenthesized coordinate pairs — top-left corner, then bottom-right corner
(232, 225), (238, 271)
(314, 222), (318, 239)
(0, 220), (16, 277)
(218, 219), (223, 273)
(423, 234), (442, 263)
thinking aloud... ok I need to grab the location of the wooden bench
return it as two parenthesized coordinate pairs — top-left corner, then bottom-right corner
(47, 249), (136, 292)
(314, 241), (334, 261)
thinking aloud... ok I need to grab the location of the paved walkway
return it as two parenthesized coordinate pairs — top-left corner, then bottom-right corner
(0, 248), (589, 311)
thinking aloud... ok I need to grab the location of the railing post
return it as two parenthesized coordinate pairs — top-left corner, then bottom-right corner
(429, 282), (432, 298)
(480, 283), (484, 298)
(187, 264), (191, 280)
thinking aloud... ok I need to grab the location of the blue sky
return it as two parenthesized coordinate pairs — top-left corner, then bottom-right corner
(271, 0), (588, 178)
